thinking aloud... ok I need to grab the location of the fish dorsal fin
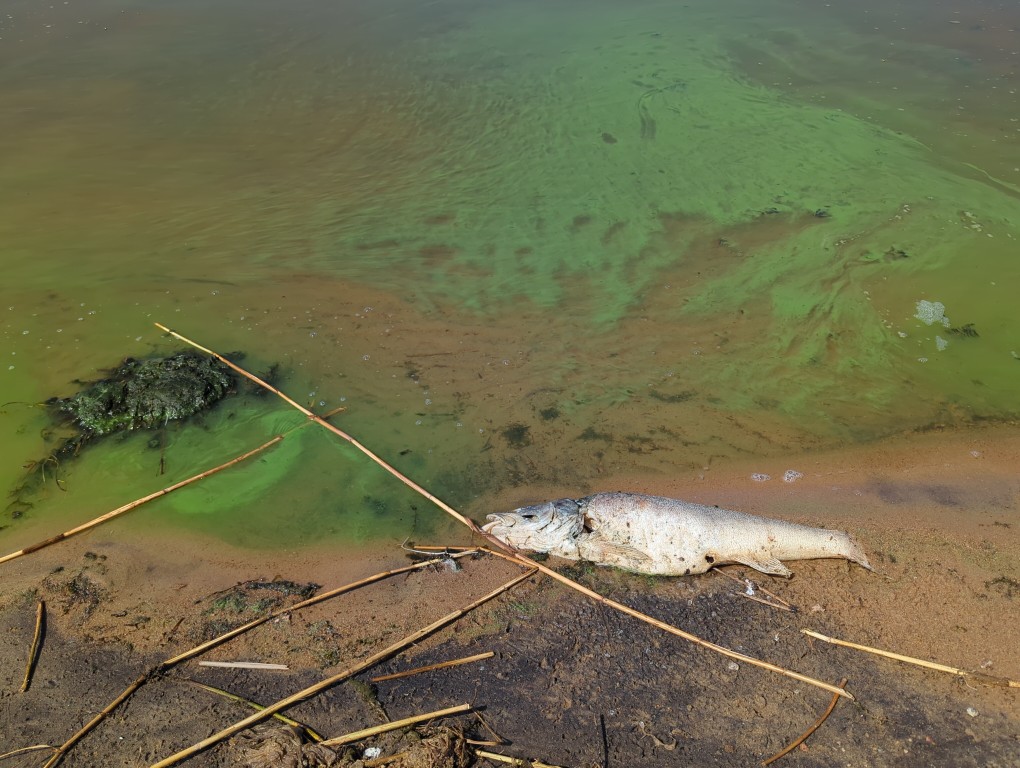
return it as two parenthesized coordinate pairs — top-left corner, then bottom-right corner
(581, 531), (654, 567)
(732, 554), (794, 578)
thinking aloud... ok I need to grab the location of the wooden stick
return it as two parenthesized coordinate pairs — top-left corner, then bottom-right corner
(370, 651), (495, 682)
(474, 749), (565, 768)
(196, 661), (288, 670)
(148, 570), (535, 767)
(184, 680), (324, 741)
(157, 325), (853, 701)
(761, 677), (847, 765)
(43, 673), (148, 768)
(0, 437), (284, 566)
(20, 600), (46, 692)
(802, 629), (1020, 689)
(46, 552), (477, 767)
(319, 703), (472, 747)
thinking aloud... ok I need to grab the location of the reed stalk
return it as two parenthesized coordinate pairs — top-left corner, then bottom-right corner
(43, 551), (478, 767)
(0, 437), (283, 566)
(156, 324), (853, 701)
(149, 570), (535, 767)
(370, 651), (495, 682)
(20, 600), (45, 692)
(319, 703), (472, 747)
(802, 629), (1020, 688)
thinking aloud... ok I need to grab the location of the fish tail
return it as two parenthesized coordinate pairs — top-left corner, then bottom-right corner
(845, 532), (874, 571)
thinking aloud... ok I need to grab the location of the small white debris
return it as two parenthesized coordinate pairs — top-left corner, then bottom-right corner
(935, 335), (949, 351)
(751, 473), (771, 482)
(743, 579), (756, 596)
(980, 660), (993, 669)
(914, 300), (950, 327)
(727, 662), (740, 672)
(810, 604), (825, 613)
(783, 469), (803, 483)
(363, 747), (383, 759)
(970, 450), (983, 459)
(966, 707), (978, 718)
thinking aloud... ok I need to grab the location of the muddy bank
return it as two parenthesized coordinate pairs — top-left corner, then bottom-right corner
(0, 425), (1018, 767)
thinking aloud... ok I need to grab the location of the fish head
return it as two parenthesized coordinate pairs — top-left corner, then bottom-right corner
(482, 498), (583, 554)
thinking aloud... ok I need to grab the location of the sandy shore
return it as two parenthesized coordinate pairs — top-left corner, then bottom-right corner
(1, 422), (1018, 766)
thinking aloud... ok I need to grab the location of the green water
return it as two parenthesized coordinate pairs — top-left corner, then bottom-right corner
(1, 0), (1017, 551)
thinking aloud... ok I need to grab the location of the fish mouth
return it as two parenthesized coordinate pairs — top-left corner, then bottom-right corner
(481, 513), (514, 532)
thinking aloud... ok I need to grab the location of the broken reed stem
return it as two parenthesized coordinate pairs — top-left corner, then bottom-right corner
(157, 324), (853, 702)
(20, 600), (45, 693)
(0, 745), (56, 762)
(481, 547), (853, 701)
(761, 677), (848, 766)
(370, 651), (495, 682)
(184, 680), (324, 742)
(0, 436), (284, 566)
(43, 674), (148, 768)
(319, 703), (472, 747)
(802, 629), (1020, 689)
(46, 552), (476, 768)
(149, 570), (535, 768)
(196, 661), (288, 670)
(162, 550), (478, 667)
(474, 750), (565, 768)
(155, 323), (478, 531)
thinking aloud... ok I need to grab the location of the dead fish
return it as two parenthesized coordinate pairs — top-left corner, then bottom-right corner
(482, 491), (872, 577)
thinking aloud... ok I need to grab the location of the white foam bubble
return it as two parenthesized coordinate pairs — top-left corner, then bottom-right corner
(914, 300), (950, 327)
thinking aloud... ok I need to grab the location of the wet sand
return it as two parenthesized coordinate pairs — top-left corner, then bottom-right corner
(1, 422), (1017, 766)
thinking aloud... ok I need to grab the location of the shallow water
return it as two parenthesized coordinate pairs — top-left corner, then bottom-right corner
(1, 0), (1018, 551)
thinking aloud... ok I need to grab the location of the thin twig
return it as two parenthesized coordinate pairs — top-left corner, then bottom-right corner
(370, 651), (494, 682)
(319, 703), (472, 747)
(183, 680), (324, 741)
(0, 437), (285, 565)
(0, 744), (56, 762)
(717, 570), (795, 612)
(474, 749), (565, 768)
(157, 324), (854, 702)
(802, 629), (1020, 688)
(761, 677), (848, 765)
(149, 570), (535, 767)
(20, 600), (45, 692)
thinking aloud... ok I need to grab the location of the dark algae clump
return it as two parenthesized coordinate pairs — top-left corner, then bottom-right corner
(5, 351), (238, 517)
(54, 351), (236, 439)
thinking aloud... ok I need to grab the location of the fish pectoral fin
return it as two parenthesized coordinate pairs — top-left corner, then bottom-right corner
(732, 554), (793, 578)
(582, 533), (654, 565)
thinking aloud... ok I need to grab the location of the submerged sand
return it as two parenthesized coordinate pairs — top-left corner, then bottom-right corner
(1, 423), (1017, 766)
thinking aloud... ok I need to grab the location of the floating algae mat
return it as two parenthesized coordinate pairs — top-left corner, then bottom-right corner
(6, 351), (237, 513)
(53, 351), (236, 445)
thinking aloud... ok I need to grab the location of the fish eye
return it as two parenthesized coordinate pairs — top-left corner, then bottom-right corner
(522, 513), (536, 520)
